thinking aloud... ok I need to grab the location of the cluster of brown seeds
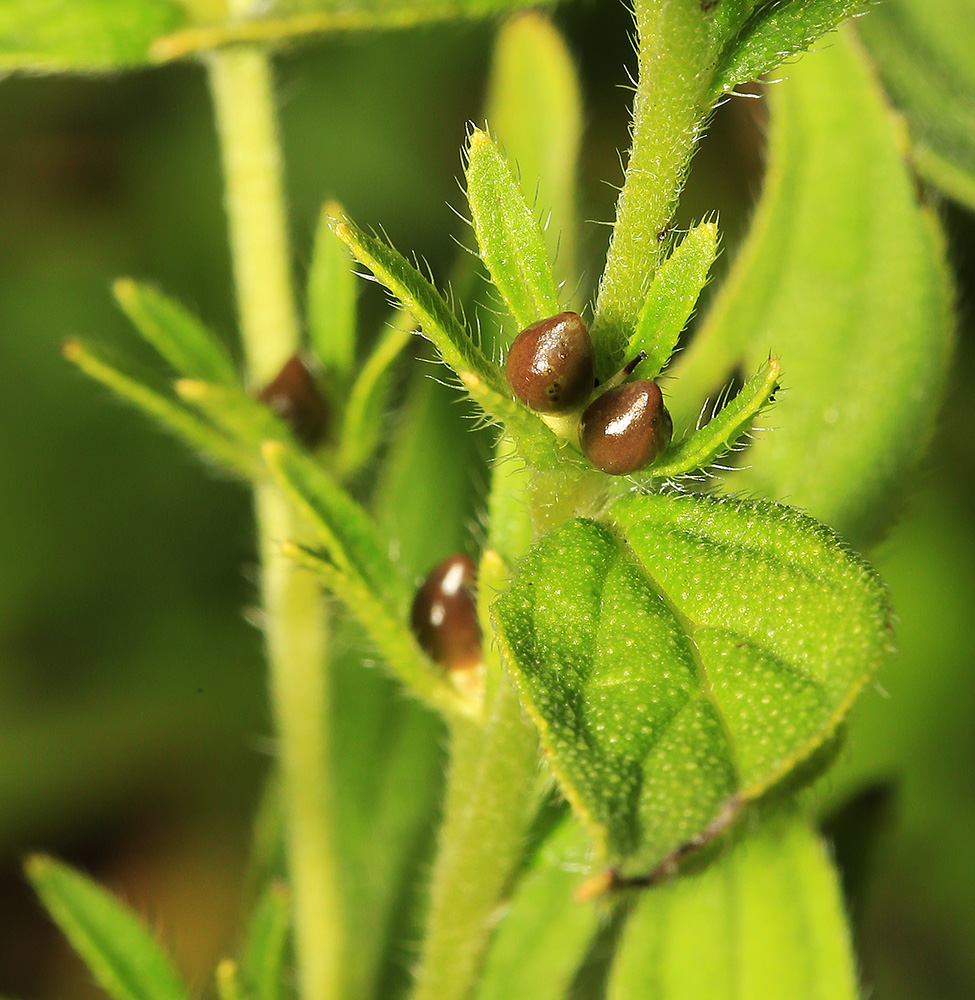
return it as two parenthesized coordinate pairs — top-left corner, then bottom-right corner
(504, 312), (672, 475)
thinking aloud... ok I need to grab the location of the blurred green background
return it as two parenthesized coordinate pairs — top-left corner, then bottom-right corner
(0, 5), (972, 999)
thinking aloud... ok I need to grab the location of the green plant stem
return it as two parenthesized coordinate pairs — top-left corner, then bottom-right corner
(593, 0), (743, 364)
(410, 456), (539, 1000)
(411, 684), (538, 1000)
(208, 45), (344, 1000)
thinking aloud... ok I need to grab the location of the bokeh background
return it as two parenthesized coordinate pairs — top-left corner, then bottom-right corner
(0, 4), (972, 998)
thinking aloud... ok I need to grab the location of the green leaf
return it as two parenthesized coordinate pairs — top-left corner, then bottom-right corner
(484, 12), (583, 293)
(262, 440), (402, 607)
(152, 0), (561, 63)
(307, 211), (358, 382)
(113, 279), (238, 386)
(492, 493), (891, 876)
(175, 379), (292, 451)
(63, 339), (260, 478)
(858, 0), (975, 210)
(473, 818), (603, 1000)
(464, 127), (561, 332)
(606, 809), (859, 1000)
(336, 311), (412, 476)
(645, 356), (781, 481)
(456, 369), (571, 471)
(0, 0), (561, 72)
(712, 0), (864, 97)
(0, 0), (187, 71)
(239, 883), (290, 1000)
(627, 221), (718, 381)
(328, 206), (497, 388)
(671, 29), (954, 547)
(25, 854), (192, 1000)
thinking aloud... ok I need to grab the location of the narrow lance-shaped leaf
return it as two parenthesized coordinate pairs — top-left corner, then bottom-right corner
(176, 380), (292, 452)
(262, 440), (403, 609)
(113, 278), (238, 386)
(25, 854), (192, 1000)
(284, 543), (478, 721)
(493, 492), (892, 878)
(671, 30), (953, 547)
(627, 221), (718, 381)
(711, 0), (865, 97)
(645, 355), (781, 481)
(327, 204), (498, 388)
(307, 212), (358, 382)
(473, 817), (603, 1000)
(484, 12), (583, 294)
(63, 339), (260, 478)
(464, 127), (561, 332)
(456, 369), (571, 471)
(239, 882), (290, 1000)
(606, 808), (860, 1000)
(337, 310), (413, 476)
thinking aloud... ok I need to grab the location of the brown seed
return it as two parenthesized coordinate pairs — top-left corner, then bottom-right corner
(410, 554), (482, 672)
(257, 354), (328, 448)
(505, 311), (595, 413)
(580, 379), (673, 475)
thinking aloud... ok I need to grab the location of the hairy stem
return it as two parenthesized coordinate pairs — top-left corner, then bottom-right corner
(593, 0), (746, 367)
(410, 454), (539, 1000)
(411, 688), (538, 1000)
(208, 46), (344, 1000)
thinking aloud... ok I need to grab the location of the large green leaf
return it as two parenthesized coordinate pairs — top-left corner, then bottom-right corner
(26, 855), (192, 1000)
(670, 29), (953, 547)
(0, 0), (560, 72)
(606, 809), (859, 1000)
(492, 492), (891, 877)
(858, 0), (975, 210)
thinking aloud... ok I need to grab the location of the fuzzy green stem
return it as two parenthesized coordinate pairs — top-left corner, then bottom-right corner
(409, 454), (539, 1000)
(208, 46), (344, 1000)
(593, 0), (746, 365)
(410, 683), (538, 1000)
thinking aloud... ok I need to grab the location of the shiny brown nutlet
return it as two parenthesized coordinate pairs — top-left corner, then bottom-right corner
(257, 354), (328, 448)
(580, 379), (673, 475)
(410, 554), (482, 672)
(505, 312), (595, 413)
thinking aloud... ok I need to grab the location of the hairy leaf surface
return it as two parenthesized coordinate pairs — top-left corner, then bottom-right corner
(712, 0), (864, 97)
(493, 493), (891, 875)
(465, 128), (561, 333)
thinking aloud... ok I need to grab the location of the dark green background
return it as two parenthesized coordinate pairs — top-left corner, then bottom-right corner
(0, 5), (972, 998)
